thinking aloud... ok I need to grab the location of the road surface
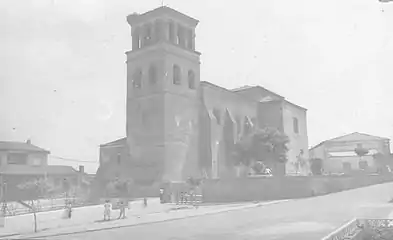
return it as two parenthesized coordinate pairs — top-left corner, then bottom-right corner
(22, 182), (393, 240)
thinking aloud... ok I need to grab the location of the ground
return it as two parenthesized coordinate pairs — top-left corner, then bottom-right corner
(4, 182), (393, 240)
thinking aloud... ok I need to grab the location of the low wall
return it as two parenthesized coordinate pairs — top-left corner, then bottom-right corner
(201, 174), (393, 203)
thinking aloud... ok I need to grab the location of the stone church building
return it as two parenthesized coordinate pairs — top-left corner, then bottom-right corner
(98, 6), (309, 184)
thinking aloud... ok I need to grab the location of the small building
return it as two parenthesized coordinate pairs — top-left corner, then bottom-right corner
(0, 140), (50, 167)
(0, 140), (87, 201)
(309, 132), (391, 174)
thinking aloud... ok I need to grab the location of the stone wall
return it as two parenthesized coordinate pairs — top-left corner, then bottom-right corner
(201, 174), (393, 203)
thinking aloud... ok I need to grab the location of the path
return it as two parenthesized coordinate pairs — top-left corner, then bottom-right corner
(18, 182), (393, 240)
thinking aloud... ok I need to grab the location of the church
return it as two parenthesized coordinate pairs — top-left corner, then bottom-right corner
(98, 6), (309, 185)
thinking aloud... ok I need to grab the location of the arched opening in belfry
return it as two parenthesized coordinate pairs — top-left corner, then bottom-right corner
(132, 27), (141, 50)
(144, 23), (152, 46)
(169, 21), (175, 43)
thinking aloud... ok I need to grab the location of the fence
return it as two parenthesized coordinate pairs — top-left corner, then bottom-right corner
(321, 219), (393, 240)
(176, 193), (203, 205)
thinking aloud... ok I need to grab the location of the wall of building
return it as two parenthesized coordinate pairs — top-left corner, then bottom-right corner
(27, 153), (48, 166)
(309, 144), (326, 160)
(0, 151), (48, 167)
(322, 140), (387, 173)
(201, 83), (257, 178)
(0, 151), (7, 166)
(257, 101), (283, 131)
(282, 101), (309, 175)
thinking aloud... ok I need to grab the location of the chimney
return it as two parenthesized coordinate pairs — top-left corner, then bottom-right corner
(26, 139), (31, 144)
(79, 165), (84, 174)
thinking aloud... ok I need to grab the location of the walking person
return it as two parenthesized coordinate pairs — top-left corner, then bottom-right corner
(118, 200), (126, 219)
(143, 198), (148, 208)
(159, 188), (164, 203)
(104, 200), (112, 221)
(67, 202), (72, 219)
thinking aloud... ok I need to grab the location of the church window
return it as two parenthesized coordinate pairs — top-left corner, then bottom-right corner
(149, 65), (157, 85)
(132, 69), (142, 89)
(173, 65), (181, 85)
(293, 117), (299, 134)
(212, 108), (221, 125)
(188, 70), (195, 89)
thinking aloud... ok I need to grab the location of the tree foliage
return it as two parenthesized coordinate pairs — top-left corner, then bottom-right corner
(310, 158), (323, 175)
(355, 147), (369, 157)
(231, 127), (290, 168)
(17, 177), (57, 199)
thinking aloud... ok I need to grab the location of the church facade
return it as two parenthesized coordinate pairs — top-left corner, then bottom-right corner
(99, 6), (309, 184)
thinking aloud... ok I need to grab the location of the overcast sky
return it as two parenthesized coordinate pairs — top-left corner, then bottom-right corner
(1, 0), (392, 173)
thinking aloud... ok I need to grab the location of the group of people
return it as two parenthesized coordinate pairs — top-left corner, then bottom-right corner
(103, 198), (148, 221)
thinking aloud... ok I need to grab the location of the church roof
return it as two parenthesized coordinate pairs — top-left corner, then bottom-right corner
(231, 85), (285, 100)
(127, 6), (199, 27)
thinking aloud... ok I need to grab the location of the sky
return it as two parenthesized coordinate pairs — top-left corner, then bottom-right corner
(1, 0), (393, 173)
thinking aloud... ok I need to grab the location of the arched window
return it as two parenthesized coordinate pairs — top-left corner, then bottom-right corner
(132, 69), (142, 89)
(173, 65), (181, 85)
(149, 65), (157, 85)
(188, 70), (195, 89)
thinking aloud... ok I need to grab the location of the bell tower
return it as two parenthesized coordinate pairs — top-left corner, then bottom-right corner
(126, 7), (201, 183)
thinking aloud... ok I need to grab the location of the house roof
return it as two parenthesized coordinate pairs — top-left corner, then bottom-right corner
(0, 141), (50, 153)
(310, 132), (390, 150)
(100, 137), (127, 148)
(0, 165), (77, 176)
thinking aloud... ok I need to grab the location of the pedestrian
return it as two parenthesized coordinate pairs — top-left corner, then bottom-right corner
(104, 200), (112, 221)
(67, 202), (72, 219)
(143, 198), (148, 208)
(118, 200), (126, 219)
(159, 188), (164, 203)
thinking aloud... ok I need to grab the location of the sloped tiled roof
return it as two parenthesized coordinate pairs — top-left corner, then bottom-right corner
(331, 132), (389, 142)
(310, 132), (390, 150)
(100, 137), (127, 148)
(0, 141), (50, 153)
(0, 165), (77, 176)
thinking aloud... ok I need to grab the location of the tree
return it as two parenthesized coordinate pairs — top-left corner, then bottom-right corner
(231, 127), (290, 176)
(373, 153), (391, 174)
(355, 145), (369, 170)
(17, 178), (56, 233)
(310, 158), (323, 175)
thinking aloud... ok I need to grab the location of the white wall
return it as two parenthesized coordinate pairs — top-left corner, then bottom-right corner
(282, 101), (309, 175)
